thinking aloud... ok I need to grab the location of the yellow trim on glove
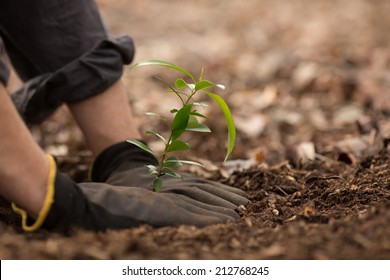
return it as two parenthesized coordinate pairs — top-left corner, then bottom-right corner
(12, 155), (57, 232)
(88, 158), (95, 182)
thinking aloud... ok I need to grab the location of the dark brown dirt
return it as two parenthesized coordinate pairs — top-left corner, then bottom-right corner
(1, 0), (390, 259)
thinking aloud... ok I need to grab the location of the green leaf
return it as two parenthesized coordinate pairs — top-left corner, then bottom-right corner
(216, 84), (225, 90)
(127, 139), (155, 156)
(195, 80), (225, 91)
(204, 91), (236, 161)
(195, 80), (216, 91)
(171, 104), (192, 140)
(185, 115), (211, 132)
(146, 164), (157, 171)
(164, 170), (183, 180)
(175, 78), (195, 91)
(145, 112), (160, 117)
(163, 157), (203, 168)
(166, 140), (190, 152)
(153, 177), (163, 192)
(186, 123), (211, 133)
(129, 60), (196, 82)
(145, 112), (167, 122)
(175, 78), (187, 89)
(193, 102), (209, 109)
(145, 130), (167, 144)
(146, 165), (158, 176)
(172, 130), (184, 141)
(177, 160), (204, 167)
(166, 156), (180, 161)
(187, 114), (198, 126)
(199, 67), (205, 81)
(187, 83), (195, 91)
(163, 157), (183, 168)
(172, 104), (192, 131)
(190, 110), (207, 118)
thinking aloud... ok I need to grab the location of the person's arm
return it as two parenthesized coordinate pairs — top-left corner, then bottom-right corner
(0, 84), (49, 218)
(67, 78), (141, 155)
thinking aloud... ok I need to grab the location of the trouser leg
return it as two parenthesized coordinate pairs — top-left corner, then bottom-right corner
(0, 0), (135, 123)
(0, 38), (9, 86)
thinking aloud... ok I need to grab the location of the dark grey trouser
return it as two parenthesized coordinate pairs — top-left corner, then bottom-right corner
(0, 38), (9, 86)
(0, 0), (135, 123)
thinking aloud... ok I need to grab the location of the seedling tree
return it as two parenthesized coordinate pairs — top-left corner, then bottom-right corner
(127, 60), (236, 191)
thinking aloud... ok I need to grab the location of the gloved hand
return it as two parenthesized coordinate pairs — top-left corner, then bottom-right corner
(91, 141), (250, 210)
(12, 156), (241, 232)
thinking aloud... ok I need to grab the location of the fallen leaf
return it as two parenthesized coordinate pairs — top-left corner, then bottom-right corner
(235, 113), (267, 137)
(296, 142), (316, 163)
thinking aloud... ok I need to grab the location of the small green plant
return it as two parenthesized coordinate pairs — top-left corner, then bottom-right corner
(127, 60), (236, 192)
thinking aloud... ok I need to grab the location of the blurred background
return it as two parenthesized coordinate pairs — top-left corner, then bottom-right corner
(32, 0), (390, 167)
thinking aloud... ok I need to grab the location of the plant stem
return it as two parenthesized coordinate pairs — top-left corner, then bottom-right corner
(153, 133), (173, 188)
(185, 89), (196, 106)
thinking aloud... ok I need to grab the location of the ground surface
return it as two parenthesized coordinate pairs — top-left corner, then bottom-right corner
(1, 0), (390, 259)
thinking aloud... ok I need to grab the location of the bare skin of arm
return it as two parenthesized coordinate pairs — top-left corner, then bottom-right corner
(0, 77), (142, 217)
(0, 84), (49, 217)
(67, 78), (142, 155)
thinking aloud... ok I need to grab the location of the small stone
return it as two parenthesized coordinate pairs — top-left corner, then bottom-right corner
(236, 205), (247, 216)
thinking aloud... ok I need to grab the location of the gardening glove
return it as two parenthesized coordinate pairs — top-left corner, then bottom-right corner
(91, 141), (250, 210)
(12, 155), (240, 232)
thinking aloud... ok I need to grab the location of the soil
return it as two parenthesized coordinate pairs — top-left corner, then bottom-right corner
(1, 0), (390, 259)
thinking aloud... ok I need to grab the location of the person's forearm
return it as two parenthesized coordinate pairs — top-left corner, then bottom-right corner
(67, 79), (142, 155)
(0, 84), (49, 217)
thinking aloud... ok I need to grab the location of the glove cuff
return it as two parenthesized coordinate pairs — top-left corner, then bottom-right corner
(12, 155), (57, 232)
(11, 155), (107, 232)
(90, 140), (158, 182)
